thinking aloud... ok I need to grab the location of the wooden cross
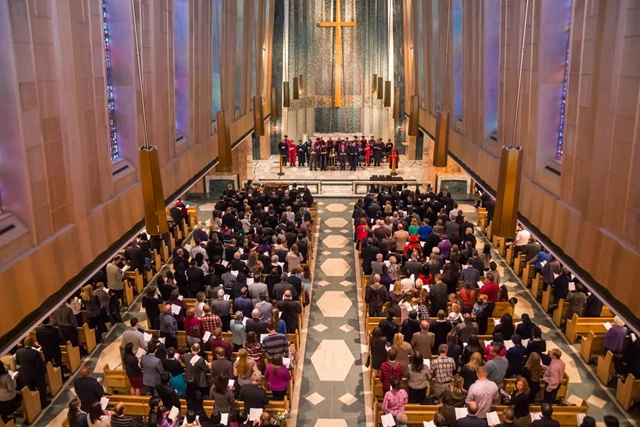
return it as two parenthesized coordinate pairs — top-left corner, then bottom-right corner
(319, 0), (356, 108)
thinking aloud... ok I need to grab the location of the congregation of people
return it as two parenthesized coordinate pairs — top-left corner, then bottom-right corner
(354, 185), (629, 426)
(0, 183), (318, 427)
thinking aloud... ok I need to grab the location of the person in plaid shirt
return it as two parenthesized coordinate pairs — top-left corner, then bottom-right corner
(200, 305), (222, 333)
(379, 348), (404, 393)
(430, 344), (457, 398)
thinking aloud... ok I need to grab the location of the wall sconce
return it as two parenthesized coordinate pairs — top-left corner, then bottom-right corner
(272, 123), (277, 134)
(398, 124), (404, 134)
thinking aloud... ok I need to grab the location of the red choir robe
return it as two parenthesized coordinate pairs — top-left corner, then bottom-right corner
(287, 139), (297, 165)
(388, 149), (399, 169)
(364, 143), (372, 165)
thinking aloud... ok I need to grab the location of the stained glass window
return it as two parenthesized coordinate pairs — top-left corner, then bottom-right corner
(234, 0), (245, 113)
(483, 0), (500, 139)
(416, 0), (424, 108)
(174, 0), (189, 136)
(452, 0), (463, 121)
(212, 0), (222, 120)
(556, 40), (570, 161)
(432, 0), (440, 111)
(102, 0), (120, 161)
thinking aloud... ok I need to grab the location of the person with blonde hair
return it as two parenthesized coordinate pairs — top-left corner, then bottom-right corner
(448, 303), (463, 325)
(387, 280), (404, 318)
(460, 351), (483, 390)
(440, 375), (467, 426)
(233, 348), (258, 386)
(81, 284), (106, 343)
(392, 332), (414, 376)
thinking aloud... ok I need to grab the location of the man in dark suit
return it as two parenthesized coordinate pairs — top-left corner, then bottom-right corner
(141, 342), (165, 394)
(457, 402), (488, 427)
(530, 403), (560, 427)
(73, 366), (104, 412)
(35, 318), (62, 368)
(272, 274), (297, 301)
(183, 343), (210, 396)
(245, 310), (269, 337)
(155, 372), (181, 413)
(276, 291), (302, 333)
(15, 337), (49, 407)
(361, 239), (380, 276)
(186, 258), (206, 297)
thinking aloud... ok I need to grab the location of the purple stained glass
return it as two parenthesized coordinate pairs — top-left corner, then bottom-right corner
(556, 47), (569, 161)
(102, 0), (120, 161)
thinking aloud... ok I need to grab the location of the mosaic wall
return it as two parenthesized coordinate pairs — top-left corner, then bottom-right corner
(287, 0), (391, 133)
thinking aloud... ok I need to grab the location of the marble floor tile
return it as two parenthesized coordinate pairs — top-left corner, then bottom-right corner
(587, 394), (607, 409)
(314, 420), (349, 427)
(320, 258), (351, 276)
(305, 392), (326, 405)
(339, 324), (355, 333)
(338, 393), (358, 406)
(325, 217), (348, 228)
(313, 324), (329, 333)
(316, 291), (353, 317)
(322, 235), (350, 248)
(317, 280), (330, 287)
(310, 340), (356, 381)
(325, 203), (348, 212)
(340, 280), (353, 287)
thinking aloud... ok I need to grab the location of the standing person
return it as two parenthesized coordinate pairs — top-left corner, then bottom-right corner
(35, 317), (63, 368)
(183, 343), (211, 397)
(430, 344), (457, 398)
(339, 140), (348, 171)
(53, 301), (79, 347)
(15, 337), (48, 407)
(297, 140), (306, 166)
(0, 364), (20, 424)
(406, 352), (431, 404)
(287, 136), (296, 166)
(106, 255), (126, 308)
(379, 349), (404, 394)
(238, 371), (270, 413)
(439, 376), (468, 427)
(510, 377), (531, 427)
(278, 139), (288, 166)
(382, 377), (408, 417)
(67, 398), (88, 427)
(348, 141), (359, 171)
(81, 285), (107, 344)
(264, 355), (291, 400)
(465, 366), (500, 420)
(141, 342), (165, 394)
(120, 318), (147, 357)
(209, 375), (235, 414)
(373, 138), (384, 166)
(388, 148), (399, 170)
(309, 140), (319, 171)
(122, 343), (143, 395)
(542, 349), (565, 403)
(142, 286), (163, 330)
(73, 367), (104, 413)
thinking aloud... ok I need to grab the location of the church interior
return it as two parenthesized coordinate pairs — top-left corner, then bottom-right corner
(0, 0), (639, 426)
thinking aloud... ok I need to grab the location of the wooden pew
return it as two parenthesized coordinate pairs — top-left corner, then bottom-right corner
(104, 393), (290, 418)
(541, 287), (553, 312)
(531, 273), (543, 300)
(61, 341), (81, 373)
(492, 235), (506, 256)
(493, 401), (588, 426)
(600, 306), (613, 317)
(513, 253), (526, 277)
(45, 362), (63, 395)
(124, 279), (135, 307)
(477, 207), (487, 231)
(373, 401), (441, 426)
(0, 419), (15, 427)
(161, 241), (170, 262)
(596, 350), (616, 385)
(522, 262), (535, 287)
(78, 322), (97, 353)
(565, 314), (615, 343)
(552, 298), (569, 327)
(153, 249), (162, 272)
(18, 385), (41, 424)
(104, 364), (131, 394)
(125, 269), (145, 295)
(506, 244), (514, 266)
(616, 373), (640, 411)
(492, 301), (515, 317)
(579, 331), (605, 363)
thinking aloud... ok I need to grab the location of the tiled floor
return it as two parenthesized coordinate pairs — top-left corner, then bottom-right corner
(296, 199), (368, 427)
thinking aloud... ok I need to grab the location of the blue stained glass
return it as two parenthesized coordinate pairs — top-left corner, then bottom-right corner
(212, 0), (222, 120)
(556, 48), (569, 161)
(102, 0), (119, 161)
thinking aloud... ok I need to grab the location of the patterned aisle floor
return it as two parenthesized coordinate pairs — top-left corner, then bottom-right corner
(296, 199), (368, 427)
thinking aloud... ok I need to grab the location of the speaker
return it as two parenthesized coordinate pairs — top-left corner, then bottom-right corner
(283, 81), (290, 107)
(384, 81), (391, 107)
(377, 77), (384, 100)
(393, 92), (401, 119)
(408, 95), (419, 136)
(253, 96), (264, 136)
(293, 77), (299, 100)
(270, 86), (278, 119)
(372, 74), (378, 93)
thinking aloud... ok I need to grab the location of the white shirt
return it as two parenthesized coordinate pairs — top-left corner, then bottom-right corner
(514, 229), (531, 246)
(191, 245), (208, 260)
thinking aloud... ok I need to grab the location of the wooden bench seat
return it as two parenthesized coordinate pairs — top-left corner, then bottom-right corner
(373, 401), (587, 427)
(552, 298), (570, 327)
(579, 330), (605, 363)
(513, 253), (526, 277)
(103, 393), (289, 418)
(565, 314), (615, 343)
(596, 350), (616, 385)
(61, 341), (81, 373)
(616, 373), (640, 411)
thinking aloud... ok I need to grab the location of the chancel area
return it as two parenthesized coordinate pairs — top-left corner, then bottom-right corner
(0, 0), (639, 426)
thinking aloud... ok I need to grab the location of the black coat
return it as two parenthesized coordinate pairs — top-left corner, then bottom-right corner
(73, 376), (104, 412)
(15, 347), (45, 382)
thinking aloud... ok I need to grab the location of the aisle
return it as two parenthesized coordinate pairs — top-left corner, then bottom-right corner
(296, 200), (368, 427)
